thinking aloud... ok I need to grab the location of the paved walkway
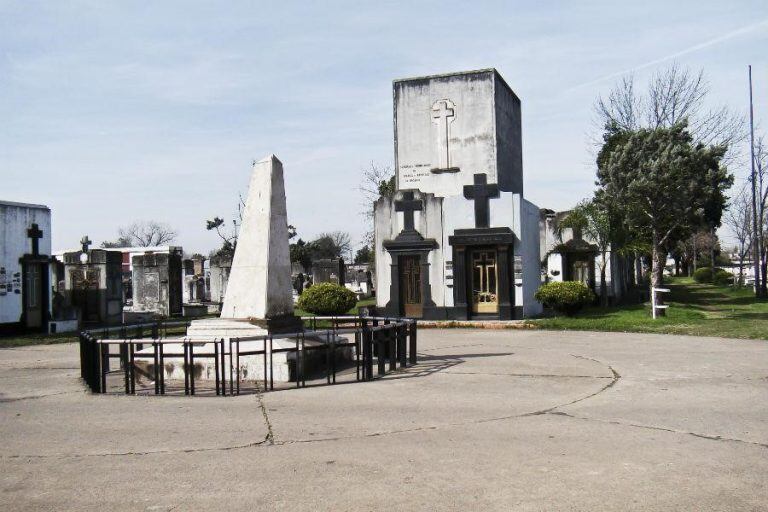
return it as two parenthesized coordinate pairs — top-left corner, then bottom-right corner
(1, 330), (766, 511)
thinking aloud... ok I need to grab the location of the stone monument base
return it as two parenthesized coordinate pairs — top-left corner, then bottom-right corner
(133, 318), (353, 384)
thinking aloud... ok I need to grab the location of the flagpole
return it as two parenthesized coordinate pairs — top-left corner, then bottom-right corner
(749, 65), (762, 297)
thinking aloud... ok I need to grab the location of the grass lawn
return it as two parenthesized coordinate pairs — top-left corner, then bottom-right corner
(528, 277), (768, 341)
(0, 298), (379, 349)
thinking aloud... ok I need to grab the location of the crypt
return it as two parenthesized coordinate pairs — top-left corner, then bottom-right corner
(374, 69), (542, 320)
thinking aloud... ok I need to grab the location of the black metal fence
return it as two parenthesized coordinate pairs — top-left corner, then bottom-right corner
(78, 316), (417, 396)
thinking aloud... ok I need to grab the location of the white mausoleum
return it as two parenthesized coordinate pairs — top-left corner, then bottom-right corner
(374, 69), (542, 320)
(0, 200), (53, 333)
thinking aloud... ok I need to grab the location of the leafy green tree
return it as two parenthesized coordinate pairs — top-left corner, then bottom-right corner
(290, 238), (311, 271)
(353, 245), (373, 265)
(597, 122), (732, 313)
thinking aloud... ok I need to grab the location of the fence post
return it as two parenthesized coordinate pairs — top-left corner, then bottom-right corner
(409, 321), (417, 365)
(362, 320), (372, 381)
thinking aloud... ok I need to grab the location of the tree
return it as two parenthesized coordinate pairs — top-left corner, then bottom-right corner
(308, 231), (351, 261)
(353, 245), (373, 265)
(723, 186), (754, 285)
(595, 64), (744, 164)
(101, 236), (133, 248)
(557, 199), (613, 306)
(752, 135), (768, 296)
(358, 162), (395, 245)
(290, 238), (312, 271)
(104, 221), (177, 247)
(597, 122), (732, 313)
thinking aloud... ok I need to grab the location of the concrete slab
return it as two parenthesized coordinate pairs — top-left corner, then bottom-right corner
(0, 329), (766, 511)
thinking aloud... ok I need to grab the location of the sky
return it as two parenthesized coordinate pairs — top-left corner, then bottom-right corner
(1, 0), (767, 255)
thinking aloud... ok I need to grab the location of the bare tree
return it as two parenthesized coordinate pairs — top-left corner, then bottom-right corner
(112, 221), (177, 247)
(595, 63), (745, 163)
(358, 162), (395, 246)
(723, 186), (754, 284)
(754, 135), (768, 295)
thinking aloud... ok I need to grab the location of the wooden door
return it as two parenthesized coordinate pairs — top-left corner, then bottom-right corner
(24, 263), (43, 328)
(400, 256), (423, 318)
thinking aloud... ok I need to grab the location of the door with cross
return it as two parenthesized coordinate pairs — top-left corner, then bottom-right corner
(470, 249), (499, 314)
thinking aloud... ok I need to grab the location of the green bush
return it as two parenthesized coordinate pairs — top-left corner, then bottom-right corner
(713, 269), (733, 286)
(693, 266), (724, 283)
(534, 281), (595, 316)
(297, 282), (357, 316)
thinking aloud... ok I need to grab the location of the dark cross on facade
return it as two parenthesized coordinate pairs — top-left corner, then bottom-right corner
(394, 191), (423, 232)
(80, 235), (92, 253)
(27, 223), (43, 256)
(463, 173), (499, 228)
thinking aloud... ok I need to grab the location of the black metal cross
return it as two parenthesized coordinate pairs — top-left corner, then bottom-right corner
(394, 191), (423, 232)
(80, 235), (92, 253)
(27, 223), (43, 256)
(463, 174), (499, 228)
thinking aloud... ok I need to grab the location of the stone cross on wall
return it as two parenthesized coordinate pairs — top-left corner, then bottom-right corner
(431, 99), (456, 171)
(27, 223), (43, 256)
(80, 235), (92, 253)
(463, 173), (499, 228)
(394, 191), (423, 232)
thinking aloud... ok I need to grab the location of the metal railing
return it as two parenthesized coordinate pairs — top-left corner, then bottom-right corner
(78, 316), (417, 396)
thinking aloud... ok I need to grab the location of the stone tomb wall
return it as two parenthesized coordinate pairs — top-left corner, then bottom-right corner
(131, 252), (183, 317)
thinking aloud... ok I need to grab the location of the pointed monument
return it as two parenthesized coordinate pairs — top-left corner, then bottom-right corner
(221, 154), (295, 323)
(187, 154), (301, 338)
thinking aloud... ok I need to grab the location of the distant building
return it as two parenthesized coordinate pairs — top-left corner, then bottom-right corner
(0, 200), (53, 333)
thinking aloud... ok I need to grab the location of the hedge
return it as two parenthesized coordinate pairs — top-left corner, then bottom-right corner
(297, 282), (357, 316)
(534, 281), (595, 316)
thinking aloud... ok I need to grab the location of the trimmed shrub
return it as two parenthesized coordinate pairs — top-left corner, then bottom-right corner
(713, 269), (733, 286)
(297, 282), (357, 316)
(693, 266), (725, 283)
(534, 281), (595, 316)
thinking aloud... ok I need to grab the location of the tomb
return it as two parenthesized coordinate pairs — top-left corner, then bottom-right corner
(0, 200), (54, 334)
(540, 208), (632, 303)
(374, 69), (543, 320)
(62, 236), (123, 325)
(131, 250), (183, 317)
(312, 258), (346, 285)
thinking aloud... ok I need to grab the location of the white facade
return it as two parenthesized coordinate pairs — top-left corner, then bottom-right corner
(375, 69), (541, 320)
(0, 200), (52, 328)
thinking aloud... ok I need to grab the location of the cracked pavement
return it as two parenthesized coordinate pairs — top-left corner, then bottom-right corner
(1, 329), (767, 511)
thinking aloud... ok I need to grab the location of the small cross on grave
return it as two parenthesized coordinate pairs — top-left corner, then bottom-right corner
(27, 223), (43, 256)
(80, 235), (92, 254)
(463, 174), (499, 228)
(394, 191), (423, 232)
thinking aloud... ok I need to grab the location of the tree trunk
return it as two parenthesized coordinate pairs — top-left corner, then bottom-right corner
(692, 235), (697, 272)
(600, 251), (608, 307)
(651, 235), (665, 317)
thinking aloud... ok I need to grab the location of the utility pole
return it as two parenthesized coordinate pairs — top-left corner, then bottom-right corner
(749, 65), (762, 297)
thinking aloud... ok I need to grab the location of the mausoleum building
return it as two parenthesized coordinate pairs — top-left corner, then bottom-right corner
(374, 69), (542, 320)
(0, 200), (53, 333)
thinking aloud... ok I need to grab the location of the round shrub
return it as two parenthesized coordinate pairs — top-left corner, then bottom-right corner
(297, 282), (357, 316)
(693, 266), (713, 283)
(693, 267), (724, 283)
(534, 281), (595, 316)
(713, 269), (733, 286)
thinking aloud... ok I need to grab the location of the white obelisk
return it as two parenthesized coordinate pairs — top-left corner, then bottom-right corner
(221, 154), (294, 320)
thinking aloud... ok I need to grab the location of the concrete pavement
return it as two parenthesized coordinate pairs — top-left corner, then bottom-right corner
(1, 329), (766, 511)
